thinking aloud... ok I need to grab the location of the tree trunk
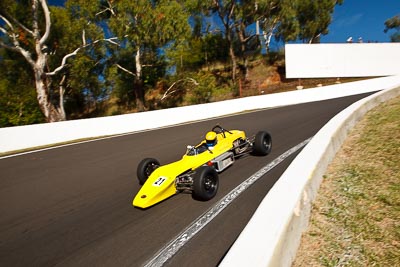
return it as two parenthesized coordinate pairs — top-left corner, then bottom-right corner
(225, 23), (237, 82)
(0, 0), (67, 123)
(33, 67), (66, 122)
(237, 24), (249, 80)
(59, 75), (66, 120)
(134, 49), (145, 111)
(2, 0), (114, 122)
(229, 45), (237, 82)
(34, 35), (66, 122)
(215, 0), (237, 83)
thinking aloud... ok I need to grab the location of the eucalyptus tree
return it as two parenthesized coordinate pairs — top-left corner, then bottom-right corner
(235, 0), (294, 79)
(0, 0), (64, 122)
(100, 0), (191, 111)
(256, 0), (298, 51)
(0, 0), (109, 122)
(296, 0), (343, 43)
(191, 0), (287, 81)
(207, 0), (241, 81)
(384, 15), (400, 42)
(235, 0), (262, 80)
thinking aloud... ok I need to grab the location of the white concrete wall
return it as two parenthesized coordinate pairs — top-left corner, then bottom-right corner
(285, 43), (400, 78)
(2, 75), (400, 154)
(219, 83), (400, 267)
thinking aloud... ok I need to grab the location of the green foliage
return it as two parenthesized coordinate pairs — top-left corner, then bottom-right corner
(167, 33), (229, 73)
(0, 49), (44, 126)
(49, 3), (107, 118)
(0, 82), (44, 127)
(204, 34), (230, 63)
(0, 0), (108, 123)
(0, 0), (342, 124)
(103, 0), (191, 110)
(107, 0), (190, 47)
(0, 0), (34, 51)
(186, 72), (216, 104)
(273, 0), (300, 42)
(142, 50), (168, 87)
(106, 54), (136, 109)
(384, 15), (400, 42)
(296, 0), (342, 43)
(272, 0), (343, 43)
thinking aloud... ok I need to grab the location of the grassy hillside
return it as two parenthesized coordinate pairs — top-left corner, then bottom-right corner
(293, 95), (400, 266)
(103, 55), (365, 117)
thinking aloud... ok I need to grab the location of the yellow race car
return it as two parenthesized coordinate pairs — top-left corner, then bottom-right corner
(133, 125), (272, 208)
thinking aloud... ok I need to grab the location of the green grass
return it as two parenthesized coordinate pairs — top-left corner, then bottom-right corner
(293, 94), (400, 267)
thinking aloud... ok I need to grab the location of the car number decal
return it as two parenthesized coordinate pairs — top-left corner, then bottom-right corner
(153, 177), (167, 187)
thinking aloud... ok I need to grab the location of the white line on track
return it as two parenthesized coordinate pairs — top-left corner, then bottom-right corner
(143, 137), (312, 267)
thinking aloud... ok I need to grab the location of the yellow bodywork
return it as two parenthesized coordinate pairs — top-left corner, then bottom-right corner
(133, 130), (246, 208)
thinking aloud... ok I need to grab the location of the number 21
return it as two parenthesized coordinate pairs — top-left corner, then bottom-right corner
(153, 177), (166, 186)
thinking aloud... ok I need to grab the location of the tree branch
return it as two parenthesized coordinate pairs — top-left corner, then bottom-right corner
(0, 40), (18, 51)
(46, 47), (81, 76)
(93, 37), (119, 46)
(0, 14), (15, 33)
(47, 36), (119, 76)
(96, 0), (116, 17)
(0, 19), (19, 45)
(161, 78), (199, 101)
(1, 10), (34, 36)
(82, 29), (86, 46)
(0, 14), (36, 67)
(228, 1), (236, 21)
(115, 64), (136, 76)
(32, 0), (40, 40)
(0, 25), (8, 35)
(38, 0), (51, 45)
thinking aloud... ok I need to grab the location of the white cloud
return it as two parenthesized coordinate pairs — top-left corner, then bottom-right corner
(335, 13), (364, 28)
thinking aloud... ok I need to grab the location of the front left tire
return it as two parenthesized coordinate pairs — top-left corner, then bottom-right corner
(192, 166), (219, 201)
(137, 158), (160, 185)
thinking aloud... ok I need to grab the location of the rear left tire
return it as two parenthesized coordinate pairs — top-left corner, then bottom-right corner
(252, 131), (272, 156)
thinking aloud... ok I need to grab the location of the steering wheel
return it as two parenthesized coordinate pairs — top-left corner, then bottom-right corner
(211, 125), (232, 137)
(212, 125), (224, 134)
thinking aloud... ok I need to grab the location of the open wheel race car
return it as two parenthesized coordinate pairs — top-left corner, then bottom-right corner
(132, 125), (272, 208)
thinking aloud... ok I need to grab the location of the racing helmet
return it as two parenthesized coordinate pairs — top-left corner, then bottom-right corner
(205, 131), (217, 147)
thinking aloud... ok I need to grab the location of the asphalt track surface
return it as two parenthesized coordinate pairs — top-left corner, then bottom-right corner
(0, 93), (373, 267)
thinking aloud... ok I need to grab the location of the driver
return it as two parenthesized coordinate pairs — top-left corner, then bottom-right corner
(205, 131), (218, 149)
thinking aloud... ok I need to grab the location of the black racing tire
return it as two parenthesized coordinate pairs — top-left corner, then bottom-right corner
(252, 131), (272, 156)
(137, 158), (160, 185)
(192, 166), (219, 201)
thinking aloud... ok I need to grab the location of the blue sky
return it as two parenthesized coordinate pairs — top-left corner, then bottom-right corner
(321, 0), (400, 43)
(48, 0), (399, 43)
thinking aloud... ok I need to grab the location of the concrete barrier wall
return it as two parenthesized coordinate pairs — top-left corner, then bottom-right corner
(285, 43), (400, 78)
(219, 83), (400, 267)
(2, 75), (400, 154)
